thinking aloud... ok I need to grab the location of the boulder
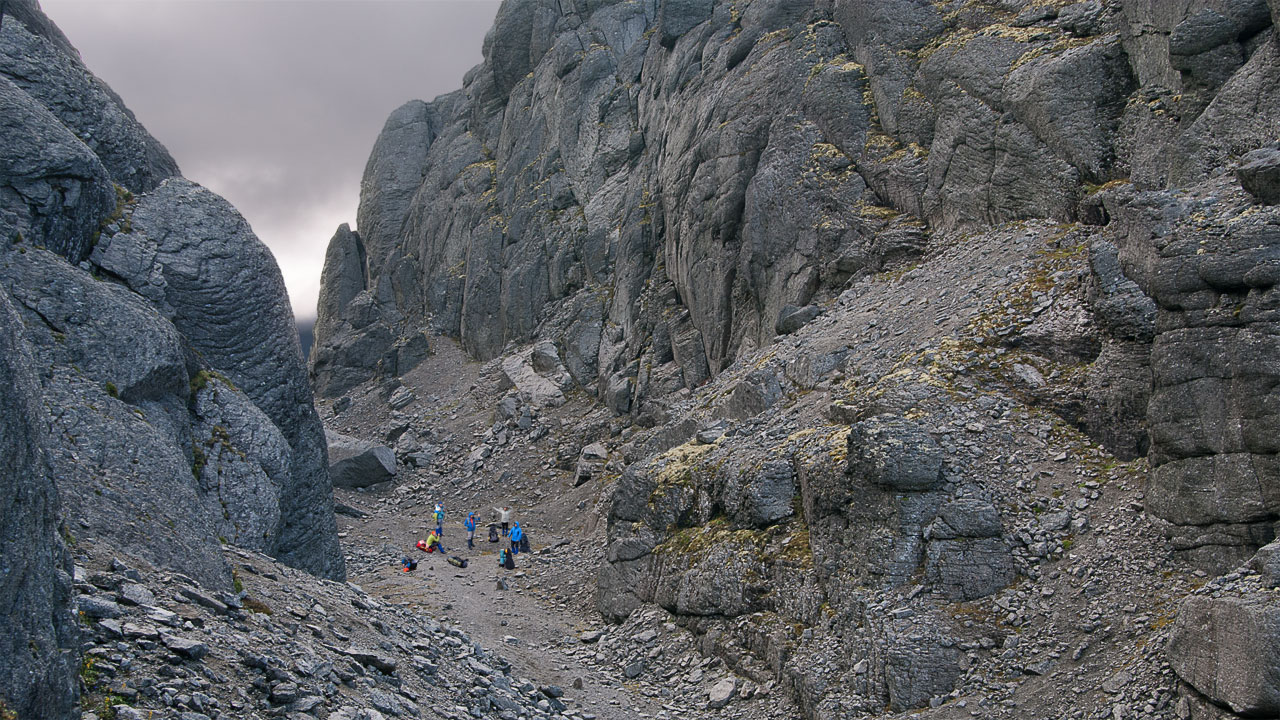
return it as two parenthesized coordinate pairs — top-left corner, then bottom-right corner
(1168, 594), (1280, 716)
(718, 369), (784, 421)
(1237, 147), (1280, 205)
(501, 352), (568, 409)
(575, 442), (609, 487)
(775, 304), (820, 335)
(847, 415), (944, 492)
(327, 430), (396, 488)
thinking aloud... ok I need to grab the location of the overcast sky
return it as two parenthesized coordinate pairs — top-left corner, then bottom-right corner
(40, 0), (502, 322)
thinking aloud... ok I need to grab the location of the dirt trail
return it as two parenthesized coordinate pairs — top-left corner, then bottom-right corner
(326, 337), (664, 720)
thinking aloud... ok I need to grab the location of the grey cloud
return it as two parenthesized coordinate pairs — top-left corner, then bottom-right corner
(39, 0), (501, 321)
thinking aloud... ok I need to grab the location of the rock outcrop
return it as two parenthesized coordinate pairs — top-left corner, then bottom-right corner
(0, 4), (344, 714)
(314, 0), (1280, 718)
(0, 291), (79, 720)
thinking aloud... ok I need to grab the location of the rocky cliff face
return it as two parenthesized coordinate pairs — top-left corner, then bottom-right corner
(317, 0), (1280, 718)
(0, 4), (344, 714)
(318, 0), (1280, 558)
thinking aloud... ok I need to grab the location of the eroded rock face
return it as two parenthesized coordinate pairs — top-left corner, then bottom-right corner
(1168, 593), (1280, 716)
(93, 178), (345, 581)
(322, 0), (1280, 716)
(0, 9), (345, 712)
(1107, 180), (1280, 572)
(0, 15), (178, 194)
(0, 291), (79, 720)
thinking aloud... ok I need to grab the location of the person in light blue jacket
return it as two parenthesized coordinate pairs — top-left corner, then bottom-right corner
(464, 512), (477, 549)
(509, 521), (523, 555)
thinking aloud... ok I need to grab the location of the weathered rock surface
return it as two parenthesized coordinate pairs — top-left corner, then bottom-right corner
(93, 178), (344, 580)
(0, 290), (79, 720)
(1169, 592), (1280, 716)
(0, 6), (345, 715)
(327, 429), (397, 488)
(0, 14), (178, 193)
(310, 0), (1280, 717)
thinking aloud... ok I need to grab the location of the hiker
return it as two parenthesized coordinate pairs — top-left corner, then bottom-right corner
(493, 505), (512, 536)
(510, 521), (523, 555)
(423, 529), (444, 553)
(464, 512), (477, 550)
(433, 503), (445, 536)
(498, 547), (516, 570)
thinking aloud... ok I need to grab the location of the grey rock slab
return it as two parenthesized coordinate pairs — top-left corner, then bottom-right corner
(776, 304), (820, 335)
(117, 583), (155, 607)
(0, 290), (78, 720)
(160, 633), (210, 660)
(1168, 594), (1280, 715)
(708, 677), (737, 709)
(501, 352), (567, 409)
(78, 595), (122, 619)
(1237, 147), (1280, 205)
(342, 647), (398, 675)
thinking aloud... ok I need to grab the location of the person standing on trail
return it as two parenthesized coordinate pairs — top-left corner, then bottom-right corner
(464, 512), (477, 550)
(493, 505), (512, 536)
(509, 521), (523, 555)
(433, 503), (445, 536)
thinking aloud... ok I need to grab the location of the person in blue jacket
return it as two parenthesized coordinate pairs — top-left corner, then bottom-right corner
(464, 512), (477, 549)
(432, 503), (445, 536)
(509, 521), (523, 555)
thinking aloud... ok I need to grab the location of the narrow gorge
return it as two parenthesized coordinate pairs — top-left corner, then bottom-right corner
(2, 1), (1279, 720)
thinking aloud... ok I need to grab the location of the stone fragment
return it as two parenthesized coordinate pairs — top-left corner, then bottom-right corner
(160, 634), (209, 660)
(708, 677), (738, 709)
(1237, 147), (1280, 204)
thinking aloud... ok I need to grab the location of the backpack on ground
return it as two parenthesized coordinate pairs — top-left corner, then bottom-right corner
(447, 555), (468, 569)
(401, 557), (417, 572)
(488, 524), (499, 543)
(519, 535), (530, 554)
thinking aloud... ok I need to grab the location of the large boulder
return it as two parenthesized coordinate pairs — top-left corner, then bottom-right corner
(1168, 593), (1280, 716)
(327, 430), (397, 489)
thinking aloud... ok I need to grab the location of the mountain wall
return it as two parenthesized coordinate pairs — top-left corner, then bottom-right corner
(0, 3), (345, 714)
(316, 0), (1280, 717)
(317, 0), (1279, 551)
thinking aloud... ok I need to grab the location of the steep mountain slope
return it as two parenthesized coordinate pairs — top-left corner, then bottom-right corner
(313, 1), (1280, 720)
(0, 2), (344, 715)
